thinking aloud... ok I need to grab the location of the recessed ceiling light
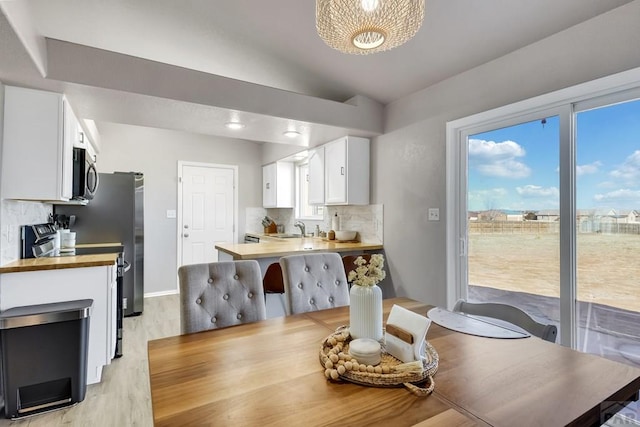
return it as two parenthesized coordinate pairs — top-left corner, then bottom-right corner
(225, 121), (245, 130)
(283, 130), (301, 137)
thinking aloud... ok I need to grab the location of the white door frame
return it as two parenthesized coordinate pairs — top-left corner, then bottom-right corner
(176, 161), (238, 290)
(446, 67), (640, 348)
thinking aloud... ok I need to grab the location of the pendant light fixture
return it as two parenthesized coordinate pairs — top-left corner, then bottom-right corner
(316, 0), (425, 55)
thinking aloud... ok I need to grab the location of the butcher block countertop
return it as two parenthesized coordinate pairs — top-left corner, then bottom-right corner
(215, 239), (383, 260)
(0, 253), (119, 273)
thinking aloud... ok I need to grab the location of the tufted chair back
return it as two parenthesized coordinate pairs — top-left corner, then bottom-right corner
(279, 252), (350, 315)
(178, 260), (266, 334)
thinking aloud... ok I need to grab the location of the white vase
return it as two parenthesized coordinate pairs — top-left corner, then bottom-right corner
(349, 284), (383, 341)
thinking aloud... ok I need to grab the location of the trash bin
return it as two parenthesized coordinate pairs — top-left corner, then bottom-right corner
(0, 299), (92, 419)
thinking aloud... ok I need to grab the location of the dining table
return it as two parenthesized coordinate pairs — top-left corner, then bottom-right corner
(147, 297), (640, 426)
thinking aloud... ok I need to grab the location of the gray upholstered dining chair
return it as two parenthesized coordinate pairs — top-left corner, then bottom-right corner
(279, 252), (350, 315)
(178, 260), (266, 334)
(453, 299), (558, 343)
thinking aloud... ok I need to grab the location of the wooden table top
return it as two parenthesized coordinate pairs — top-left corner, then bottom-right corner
(215, 239), (383, 260)
(148, 298), (640, 427)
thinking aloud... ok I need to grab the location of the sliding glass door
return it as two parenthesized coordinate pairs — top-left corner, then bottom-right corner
(449, 88), (640, 365)
(575, 98), (640, 366)
(466, 115), (561, 341)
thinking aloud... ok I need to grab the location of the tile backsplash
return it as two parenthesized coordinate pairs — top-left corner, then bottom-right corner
(1, 200), (52, 265)
(246, 204), (383, 243)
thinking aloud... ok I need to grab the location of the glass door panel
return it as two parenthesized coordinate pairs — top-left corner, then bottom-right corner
(575, 99), (640, 368)
(467, 116), (560, 338)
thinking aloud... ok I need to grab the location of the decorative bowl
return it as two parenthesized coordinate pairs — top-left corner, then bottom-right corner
(335, 230), (357, 241)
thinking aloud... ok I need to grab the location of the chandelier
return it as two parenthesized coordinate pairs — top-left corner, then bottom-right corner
(316, 0), (425, 55)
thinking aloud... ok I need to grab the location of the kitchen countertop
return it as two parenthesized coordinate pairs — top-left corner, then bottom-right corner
(215, 238), (383, 260)
(0, 253), (119, 273)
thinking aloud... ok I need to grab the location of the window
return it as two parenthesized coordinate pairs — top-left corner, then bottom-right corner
(447, 68), (640, 356)
(295, 162), (323, 220)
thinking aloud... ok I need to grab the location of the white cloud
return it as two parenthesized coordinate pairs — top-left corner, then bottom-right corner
(577, 161), (602, 176)
(594, 189), (640, 202)
(610, 150), (640, 183)
(516, 185), (559, 198)
(468, 139), (530, 179)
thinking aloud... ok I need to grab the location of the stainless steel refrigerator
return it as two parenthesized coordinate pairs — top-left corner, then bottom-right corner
(55, 172), (144, 316)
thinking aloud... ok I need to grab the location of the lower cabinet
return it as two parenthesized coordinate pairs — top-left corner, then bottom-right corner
(0, 264), (117, 385)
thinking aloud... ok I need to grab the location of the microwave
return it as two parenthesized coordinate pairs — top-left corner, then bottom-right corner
(72, 147), (99, 200)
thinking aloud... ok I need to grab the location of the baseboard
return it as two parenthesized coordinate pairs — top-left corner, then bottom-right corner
(144, 289), (179, 298)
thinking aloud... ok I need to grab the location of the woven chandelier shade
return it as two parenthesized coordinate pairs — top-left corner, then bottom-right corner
(316, 0), (425, 55)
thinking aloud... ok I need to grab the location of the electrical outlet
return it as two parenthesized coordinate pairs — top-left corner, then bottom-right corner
(123, 298), (127, 310)
(428, 208), (440, 221)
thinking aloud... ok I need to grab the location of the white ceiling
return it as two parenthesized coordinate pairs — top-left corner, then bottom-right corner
(0, 0), (634, 147)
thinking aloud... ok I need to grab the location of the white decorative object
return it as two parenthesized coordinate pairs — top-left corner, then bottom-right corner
(349, 283), (383, 341)
(348, 338), (381, 366)
(385, 304), (431, 363)
(348, 254), (386, 341)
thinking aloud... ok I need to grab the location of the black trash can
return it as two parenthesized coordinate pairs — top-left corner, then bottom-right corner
(0, 299), (92, 419)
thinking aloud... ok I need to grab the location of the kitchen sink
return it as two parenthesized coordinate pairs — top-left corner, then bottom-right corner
(270, 233), (303, 238)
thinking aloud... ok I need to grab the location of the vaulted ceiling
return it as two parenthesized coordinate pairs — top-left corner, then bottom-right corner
(0, 0), (634, 147)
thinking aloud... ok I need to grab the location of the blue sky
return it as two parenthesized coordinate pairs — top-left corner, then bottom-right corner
(468, 99), (640, 212)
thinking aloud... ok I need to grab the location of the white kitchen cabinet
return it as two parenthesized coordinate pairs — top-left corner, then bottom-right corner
(1, 86), (77, 202)
(308, 146), (325, 205)
(324, 136), (370, 205)
(0, 264), (118, 385)
(263, 161), (294, 208)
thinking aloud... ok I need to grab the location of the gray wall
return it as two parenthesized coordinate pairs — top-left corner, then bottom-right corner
(373, 1), (640, 307)
(96, 122), (262, 295)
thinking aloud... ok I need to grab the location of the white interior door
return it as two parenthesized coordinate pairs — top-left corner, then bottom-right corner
(180, 163), (235, 267)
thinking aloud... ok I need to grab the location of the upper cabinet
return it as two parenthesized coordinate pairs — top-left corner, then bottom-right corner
(308, 146), (325, 205)
(263, 161), (294, 208)
(324, 136), (370, 205)
(1, 86), (77, 202)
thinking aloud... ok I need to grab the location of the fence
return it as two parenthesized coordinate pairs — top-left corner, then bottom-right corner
(470, 220), (640, 235)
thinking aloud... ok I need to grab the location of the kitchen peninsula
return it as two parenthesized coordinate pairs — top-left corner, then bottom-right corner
(215, 238), (383, 260)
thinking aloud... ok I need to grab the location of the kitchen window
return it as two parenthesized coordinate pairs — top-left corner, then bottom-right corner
(295, 162), (323, 220)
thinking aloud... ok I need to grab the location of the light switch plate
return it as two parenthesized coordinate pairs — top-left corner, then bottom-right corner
(428, 208), (440, 221)
(166, 210), (176, 218)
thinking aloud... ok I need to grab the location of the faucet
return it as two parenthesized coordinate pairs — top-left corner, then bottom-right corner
(294, 220), (306, 237)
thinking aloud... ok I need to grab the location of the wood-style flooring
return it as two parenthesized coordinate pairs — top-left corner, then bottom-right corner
(0, 294), (180, 426)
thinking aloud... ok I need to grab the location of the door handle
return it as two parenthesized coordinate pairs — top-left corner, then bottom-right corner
(184, 224), (189, 229)
(183, 233), (189, 238)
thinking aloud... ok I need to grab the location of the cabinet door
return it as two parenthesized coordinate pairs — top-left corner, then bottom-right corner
(325, 138), (347, 204)
(308, 146), (325, 205)
(275, 162), (294, 208)
(61, 99), (77, 200)
(1, 86), (70, 201)
(263, 163), (276, 207)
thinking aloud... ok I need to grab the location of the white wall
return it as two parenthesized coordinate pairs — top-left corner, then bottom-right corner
(96, 122), (263, 295)
(374, 1), (640, 307)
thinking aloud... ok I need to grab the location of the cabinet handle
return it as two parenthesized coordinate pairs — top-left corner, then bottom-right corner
(306, 174), (309, 182)
(183, 233), (189, 238)
(184, 224), (189, 229)
(340, 167), (345, 175)
(266, 183), (270, 189)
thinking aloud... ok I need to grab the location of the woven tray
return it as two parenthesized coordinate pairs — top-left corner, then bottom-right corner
(319, 326), (439, 396)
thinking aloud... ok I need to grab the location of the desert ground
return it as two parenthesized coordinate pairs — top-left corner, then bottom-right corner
(468, 232), (640, 313)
